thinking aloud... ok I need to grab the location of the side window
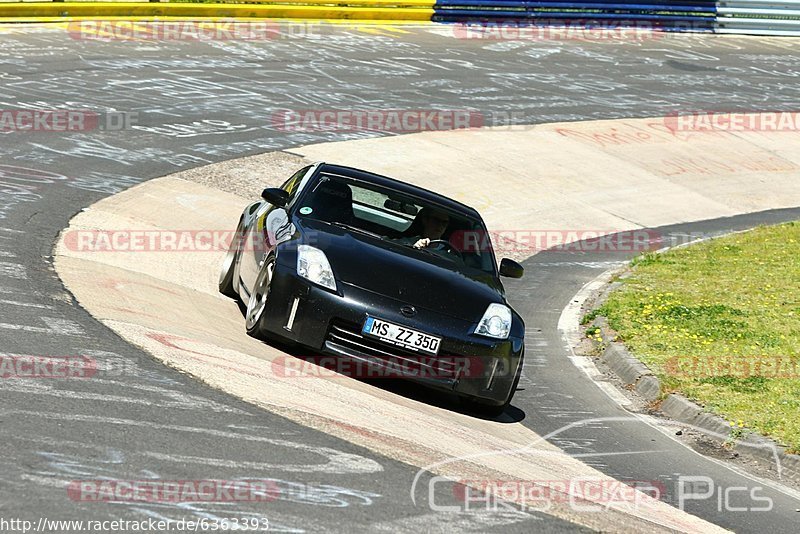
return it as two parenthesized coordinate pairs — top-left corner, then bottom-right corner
(280, 166), (311, 202)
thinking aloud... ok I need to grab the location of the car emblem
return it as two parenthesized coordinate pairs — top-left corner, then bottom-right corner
(400, 305), (416, 317)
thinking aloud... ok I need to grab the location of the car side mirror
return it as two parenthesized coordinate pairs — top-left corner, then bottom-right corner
(499, 258), (524, 278)
(261, 188), (289, 208)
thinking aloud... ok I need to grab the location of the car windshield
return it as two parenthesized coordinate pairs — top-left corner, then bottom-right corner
(295, 174), (498, 275)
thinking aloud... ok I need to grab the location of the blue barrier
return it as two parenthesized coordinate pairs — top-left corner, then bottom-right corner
(433, 0), (800, 34)
(437, 11), (716, 20)
(433, 0), (718, 30)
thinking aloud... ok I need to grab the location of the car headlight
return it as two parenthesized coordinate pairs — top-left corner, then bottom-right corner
(474, 303), (512, 339)
(297, 245), (336, 291)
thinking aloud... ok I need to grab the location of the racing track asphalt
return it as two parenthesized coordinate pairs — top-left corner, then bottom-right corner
(2, 24), (800, 532)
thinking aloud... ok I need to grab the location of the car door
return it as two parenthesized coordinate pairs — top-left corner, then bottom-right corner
(239, 165), (314, 293)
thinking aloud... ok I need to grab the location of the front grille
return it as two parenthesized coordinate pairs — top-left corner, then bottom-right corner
(326, 320), (460, 379)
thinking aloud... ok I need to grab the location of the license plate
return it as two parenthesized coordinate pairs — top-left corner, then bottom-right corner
(362, 316), (441, 356)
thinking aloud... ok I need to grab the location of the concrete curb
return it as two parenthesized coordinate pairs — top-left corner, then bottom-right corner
(588, 271), (800, 486)
(601, 342), (656, 399)
(0, 1), (435, 22)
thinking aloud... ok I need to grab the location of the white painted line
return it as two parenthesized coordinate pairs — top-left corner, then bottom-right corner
(557, 269), (618, 349)
(567, 354), (603, 380)
(0, 299), (53, 310)
(0, 317), (84, 336)
(638, 411), (800, 502)
(0, 381), (239, 413)
(0, 409), (383, 475)
(596, 382), (633, 407)
(0, 262), (26, 280)
(558, 267), (630, 407)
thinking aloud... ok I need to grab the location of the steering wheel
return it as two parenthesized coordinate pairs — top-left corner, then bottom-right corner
(427, 239), (463, 260)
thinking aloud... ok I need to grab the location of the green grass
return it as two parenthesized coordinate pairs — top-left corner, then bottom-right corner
(596, 221), (800, 451)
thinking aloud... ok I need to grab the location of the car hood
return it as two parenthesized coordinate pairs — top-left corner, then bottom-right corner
(298, 219), (504, 321)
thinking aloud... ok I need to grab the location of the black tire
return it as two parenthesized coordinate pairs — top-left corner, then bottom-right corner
(245, 255), (276, 339)
(219, 218), (245, 299)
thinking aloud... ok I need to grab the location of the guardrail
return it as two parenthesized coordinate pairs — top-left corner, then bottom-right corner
(717, 0), (800, 35)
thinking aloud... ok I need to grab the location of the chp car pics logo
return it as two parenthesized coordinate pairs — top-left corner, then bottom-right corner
(410, 416), (782, 515)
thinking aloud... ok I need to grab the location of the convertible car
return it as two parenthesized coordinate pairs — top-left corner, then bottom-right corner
(219, 163), (525, 414)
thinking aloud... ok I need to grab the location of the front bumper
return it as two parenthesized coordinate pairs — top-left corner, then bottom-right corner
(260, 262), (524, 405)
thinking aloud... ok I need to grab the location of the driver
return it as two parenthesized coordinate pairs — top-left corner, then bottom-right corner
(397, 208), (450, 249)
(412, 209), (450, 249)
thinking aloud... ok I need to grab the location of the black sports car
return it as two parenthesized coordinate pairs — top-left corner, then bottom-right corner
(219, 163), (525, 414)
